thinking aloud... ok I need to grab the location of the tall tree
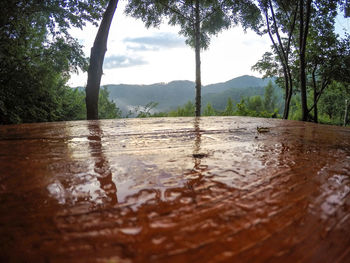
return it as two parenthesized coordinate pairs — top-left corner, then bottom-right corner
(306, 8), (350, 122)
(86, 0), (119, 120)
(254, 0), (298, 119)
(295, 0), (345, 121)
(194, 0), (202, 117)
(298, 0), (312, 121)
(126, 0), (260, 116)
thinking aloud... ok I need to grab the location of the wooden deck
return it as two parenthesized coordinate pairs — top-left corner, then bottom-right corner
(0, 117), (349, 263)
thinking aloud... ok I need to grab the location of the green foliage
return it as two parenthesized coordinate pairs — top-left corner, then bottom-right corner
(143, 82), (280, 119)
(289, 96), (302, 121)
(229, 81), (279, 118)
(0, 53), (85, 124)
(263, 80), (277, 112)
(57, 87), (86, 121)
(125, 0), (237, 50)
(98, 87), (122, 119)
(168, 101), (195, 117)
(107, 76), (273, 114)
(0, 0), (107, 34)
(135, 102), (159, 118)
(0, 0), (107, 124)
(202, 86), (266, 111)
(318, 82), (350, 125)
(235, 99), (250, 116)
(252, 52), (280, 79)
(288, 81), (349, 125)
(228, 82), (280, 118)
(203, 103), (217, 116)
(126, 0), (261, 49)
(223, 98), (235, 116)
(235, 97), (279, 118)
(246, 96), (264, 112)
(253, 0), (348, 121)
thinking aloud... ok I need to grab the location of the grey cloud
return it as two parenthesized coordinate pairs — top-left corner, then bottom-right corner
(124, 33), (185, 50)
(126, 44), (159, 52)
(103, 55), (148, 69)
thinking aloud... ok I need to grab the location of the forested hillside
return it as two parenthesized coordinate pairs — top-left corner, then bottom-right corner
(105, 75), (276, 114)
(106, 80), (194, 112)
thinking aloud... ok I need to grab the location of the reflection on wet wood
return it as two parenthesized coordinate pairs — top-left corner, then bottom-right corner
(0, 117), (349, 263)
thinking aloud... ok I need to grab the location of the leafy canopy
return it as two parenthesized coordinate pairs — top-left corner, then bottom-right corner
(0, 0), (108, 124)
(125, 0), (261, 49)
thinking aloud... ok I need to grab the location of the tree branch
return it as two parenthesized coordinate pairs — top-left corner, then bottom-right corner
(264, 7), (284, 66)
(286, 2), (298, 57)
(199, 0), (229, 23)
(158, 1), (193, 23)
(308, 75), (330, 114)
(269, 0), (289, 67)
(300, 0), (312, 55)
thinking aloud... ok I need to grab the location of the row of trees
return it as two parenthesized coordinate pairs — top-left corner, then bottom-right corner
(134, 79), (347, 125)
(131, 81), (279, 118)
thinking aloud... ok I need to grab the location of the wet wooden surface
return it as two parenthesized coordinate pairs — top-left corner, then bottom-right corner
(0, 117), (349, 263)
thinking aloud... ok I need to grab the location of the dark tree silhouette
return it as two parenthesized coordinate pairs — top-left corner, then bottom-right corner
(86, 0), (119, 120)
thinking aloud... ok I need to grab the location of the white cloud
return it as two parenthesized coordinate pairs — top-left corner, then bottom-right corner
(124, 32), (186, 49)
(103, 55), (148, 69)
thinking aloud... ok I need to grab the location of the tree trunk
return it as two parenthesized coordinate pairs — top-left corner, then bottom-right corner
(86, 0), (118, 120)
(264, 2), (297, 120)
(280, 58), (293, 120)
(283, 3), (298, 120)
(282, 68), (290, 119)
(282, 66), (293, 120)
(313, 91), (318, 123)
(194, 0), (201, 117)
(311, 67), (318, 123)
(285, 76), (293, 119)
(299, 0), (312, 121)
(345, 99), (349, 126)
(300, 52), (308, 121)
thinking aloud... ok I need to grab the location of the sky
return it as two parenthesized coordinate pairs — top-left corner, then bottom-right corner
(68, 1), (349, 87)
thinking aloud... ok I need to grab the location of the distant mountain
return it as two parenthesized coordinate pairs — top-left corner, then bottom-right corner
(202, 75), (271, 95)
(104, 75), (274, 114)
(106, 80), (194, 113)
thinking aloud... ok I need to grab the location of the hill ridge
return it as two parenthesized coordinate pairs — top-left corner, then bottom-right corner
(104, 75), (273, 113)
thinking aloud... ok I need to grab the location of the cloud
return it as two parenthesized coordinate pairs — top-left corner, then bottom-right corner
(126, 44), (159, 52)
(124, 33), (185, 51)
(103, 55), (148, 69)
